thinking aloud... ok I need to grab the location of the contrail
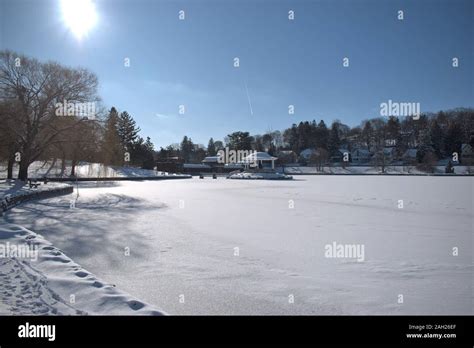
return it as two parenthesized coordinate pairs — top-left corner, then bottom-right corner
(244, 80), (253, 116)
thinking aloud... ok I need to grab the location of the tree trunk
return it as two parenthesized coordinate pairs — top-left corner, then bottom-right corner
(18, 160), (29, 181)
(44, 157), (57, 177)
(60, 153), (66, 177)
(71, 159), (77, 177)
(7, 155), (14, 179)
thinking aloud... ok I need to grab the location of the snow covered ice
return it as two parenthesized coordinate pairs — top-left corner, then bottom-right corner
(1, 176), (472, 315)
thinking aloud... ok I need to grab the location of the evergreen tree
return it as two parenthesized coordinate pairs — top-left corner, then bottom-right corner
(416, 130), (435, 163)
(207, 138), (217, 156)
(386, 116), (400, 140)
(444, 122), (463, 156)
(283, 125), (299, 152)
(118, 111), (141, 150)
(226, 131), (253, 150)
(214, 140), (224, 151)
(362, 120), (374, 152)
(316, 120), (329, 150)
(141, 137), (155, 169)
(328, 122), (341, 155)
(102, 107), (123, 165)
(430, 119), (444, 158)
(180, 136), (195, 162)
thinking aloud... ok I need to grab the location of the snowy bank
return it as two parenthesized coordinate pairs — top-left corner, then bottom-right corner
(3, 177), (471, 314)
(0, 180), (73, 214)
(0, 223), (164, 315)
(228, 171), (293, 180)
(283, 165), (474, 175)
(0, 161), (190, 179)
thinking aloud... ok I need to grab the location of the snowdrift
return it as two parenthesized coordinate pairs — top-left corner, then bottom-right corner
(0, 224), (164, 315)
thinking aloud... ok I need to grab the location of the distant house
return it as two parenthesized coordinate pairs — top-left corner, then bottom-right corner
(278, 150), (298, 164)
(351, 148), (371, 164)
(461, 144), (474, 164)
(299, 148), (317, 162)
(202, 156), (222, 169)
(183, 163), (211, 171)
(155, 156), (184, 173)
(402, 149), (417, 164)
(330, 149), (350, 163)
(383, 147), (396, 162)
(241, 152), (278, 170)
(400, 131), (417, 148)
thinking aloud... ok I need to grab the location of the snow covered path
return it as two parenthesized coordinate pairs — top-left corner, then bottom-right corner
(0, 224), (164, 315)
(2, 176), (472, 315)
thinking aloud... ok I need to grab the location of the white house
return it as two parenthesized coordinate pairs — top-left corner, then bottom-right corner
(330, 148), (350, 163)
(351, 148), (371, 164)
(383, 147), (396, 162)
(242, 152), (278, 169)
(461, 144), (473, 164)
(299, 148), (317, 161)
(402, 148), (417, 163)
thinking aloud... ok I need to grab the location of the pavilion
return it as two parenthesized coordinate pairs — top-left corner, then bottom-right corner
(241, 152), (278, 170)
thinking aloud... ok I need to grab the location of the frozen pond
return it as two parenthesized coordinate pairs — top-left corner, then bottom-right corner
(2, 176), (473, 315)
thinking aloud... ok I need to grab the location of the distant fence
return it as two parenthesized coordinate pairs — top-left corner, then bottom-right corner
(282, 165), (473, 176)
(0, 185), (74, 214)
(283, 171), (473, 177)
(29, 175), (192, 182)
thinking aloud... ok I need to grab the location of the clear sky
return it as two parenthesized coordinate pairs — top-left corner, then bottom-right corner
(1, 0), (472, 148)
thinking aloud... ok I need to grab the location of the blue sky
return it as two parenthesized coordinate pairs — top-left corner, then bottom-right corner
(1, 0), (472, 148)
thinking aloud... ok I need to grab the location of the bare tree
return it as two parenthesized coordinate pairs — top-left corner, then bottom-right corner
(0, 100), (20, 178)
(0, 50), (99, 180)
(309, 148), (329, 172)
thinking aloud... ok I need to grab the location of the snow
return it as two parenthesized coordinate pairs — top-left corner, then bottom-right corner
(0, 180), (164, 315)
(0, 223), (164, 315)
(0, 180), (69, 196)
(0, 180), (72, 215)
(0, 161), (182, 178)
(283, 165), (474, 175)
(228, 171), (293, 180)
(1, 176), (471, 315)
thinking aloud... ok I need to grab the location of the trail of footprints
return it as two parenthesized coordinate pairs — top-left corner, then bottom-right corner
(0, 237), (148, 314)
(0, 248), (84, 315)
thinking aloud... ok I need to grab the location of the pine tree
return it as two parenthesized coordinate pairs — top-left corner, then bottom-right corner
(416, 130), (435, 163)
(328, 122), (341, 156)
(118, 111), (141, 151)
(444, 122), (463, 157)
(430, 119), (444, 158)
(362, 121), (373, 152)
(102, 107), (123, 165)
(207, 138), (216, 156)
(317, 120), (329, 150)
(180, 136), (195, 162)
(141, 137), (155, 169)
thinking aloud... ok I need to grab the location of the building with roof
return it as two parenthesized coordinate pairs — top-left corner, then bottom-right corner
(241, 152), (278, 170)
(351, 148), (371, 164)
(461, 144), (473, 164)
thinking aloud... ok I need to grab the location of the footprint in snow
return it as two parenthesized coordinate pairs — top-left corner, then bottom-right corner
(74, 271), (88, 278)
(127, 300), (145, 310)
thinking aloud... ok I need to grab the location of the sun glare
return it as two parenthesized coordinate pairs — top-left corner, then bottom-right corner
(60, 0), (98, 40)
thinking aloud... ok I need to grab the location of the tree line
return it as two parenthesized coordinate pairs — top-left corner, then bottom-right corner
(1, 50), (473, 180)
(0, 50), (154, 180)
(158, 110), (473, 169)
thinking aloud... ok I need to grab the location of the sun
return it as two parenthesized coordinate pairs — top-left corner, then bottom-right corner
(60, 0), (98, 40)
